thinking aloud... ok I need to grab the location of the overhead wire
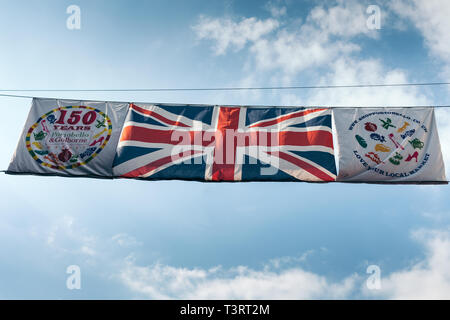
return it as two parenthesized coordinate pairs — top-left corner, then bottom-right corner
(1, 82), (450, 107)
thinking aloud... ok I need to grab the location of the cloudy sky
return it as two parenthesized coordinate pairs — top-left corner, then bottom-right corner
(0, 0), (449, 299)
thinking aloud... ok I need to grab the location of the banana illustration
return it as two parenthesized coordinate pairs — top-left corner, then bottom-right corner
(374, 143), (391, 152)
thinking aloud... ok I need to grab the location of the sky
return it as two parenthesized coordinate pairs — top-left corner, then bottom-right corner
(0, 0), (450, 299)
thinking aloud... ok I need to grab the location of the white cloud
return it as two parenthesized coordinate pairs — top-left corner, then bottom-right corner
(193, 16), (279, 55)
(46, 215), (97, 257)
(120, 257), (210, 299)
(120, 257), (358, 299)
(307, 57), (431, 106)
(119, 228), (450, 299)
(390, 0), (450, 81)
(370, 228), (450, 299)
(268, 250), (314, 269)
(193, 0), (376, 75)
(307, 0), (375, 38)
(81, 245), (96, 256)
(112, 233), (142, 248)
(249, 29), (360, 75)
(266, 4), (287, 18)
(390, 0), (450, 64)
(422, 210), (450, 223)
(435, 108), (450, 174)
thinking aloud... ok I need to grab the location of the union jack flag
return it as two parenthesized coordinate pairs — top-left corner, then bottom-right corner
(112, 103), (336, 181)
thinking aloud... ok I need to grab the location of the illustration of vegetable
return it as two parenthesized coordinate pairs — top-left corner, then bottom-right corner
(33, 131), (47, 141)
(388, 152), (403, 165)
(69, 155), (79, 163)
(380, 118), (396, 129)
(355, 135), (367, 148)
(96, 118), (106, 128)
(409, 138), (424, 150)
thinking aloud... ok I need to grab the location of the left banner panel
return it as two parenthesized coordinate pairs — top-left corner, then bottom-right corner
(7, 98), (129, 177)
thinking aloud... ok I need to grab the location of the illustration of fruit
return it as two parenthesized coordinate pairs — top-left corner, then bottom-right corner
(374, 144), (391, 152)
(364, 122), (377, 132)
(355, 135), (367, 148)
(58, 148), (72, 162)
(32, 142), (43, 150)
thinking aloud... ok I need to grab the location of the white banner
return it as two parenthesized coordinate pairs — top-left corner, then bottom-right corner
(7, 98), (129, 177)
(333, 107), (446, 183)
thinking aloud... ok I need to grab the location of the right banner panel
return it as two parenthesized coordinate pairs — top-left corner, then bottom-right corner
(333, 107), (447, 183)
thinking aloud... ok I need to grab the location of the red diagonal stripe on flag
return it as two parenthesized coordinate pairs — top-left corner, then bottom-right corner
(122, 150), (204, 178)
(268, 151), (335, 181)
(249, 108), (327, 128)
(131, 103), (190, 127)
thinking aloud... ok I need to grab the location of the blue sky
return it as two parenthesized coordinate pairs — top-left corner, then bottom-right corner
(0, 0), (450, 299)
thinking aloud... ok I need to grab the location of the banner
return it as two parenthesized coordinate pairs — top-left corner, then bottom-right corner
(333, 107), (446, 183)
(112, 104), (336, 181)
(7, 98), (129, 177)
(7, 100), (447, 184)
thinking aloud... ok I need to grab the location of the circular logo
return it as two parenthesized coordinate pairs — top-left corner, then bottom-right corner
(26, 106), (112, 170)
(350, 111), (428, 178)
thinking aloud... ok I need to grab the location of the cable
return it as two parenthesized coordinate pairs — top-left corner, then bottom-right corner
(0, 92), (449, 108)
(1, 170), (448, 183)
(0, 93), (36, 99)
(1, 82), (450, 93)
